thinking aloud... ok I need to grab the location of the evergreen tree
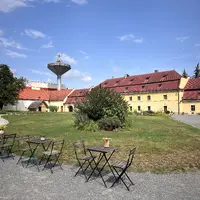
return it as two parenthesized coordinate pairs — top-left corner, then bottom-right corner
(0, 65), (26, 110)
(182, 69), (188, 78)
(194, 63), (200, 78)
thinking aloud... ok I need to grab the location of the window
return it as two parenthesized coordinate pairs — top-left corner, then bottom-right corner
(148, 106), (151, 111)
(163, 95), (167, 100)
(129, 96), (132, 101)
(142, 85), (145, 89)
(191, 105), (195, 111)
(138, 96), (141, 101)
(138, 106), (141, 111)
(130, 106), (132, 111)
(147, 95), (151, 100)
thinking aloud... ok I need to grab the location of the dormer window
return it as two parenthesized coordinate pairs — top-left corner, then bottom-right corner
(162, 74), (167, 78)
(158, 83), (162, 87)
(125, 87), (128, 90)
(104, 82), (108, 85)
(146, 77), (150, 80)
(142, 85), (145, 89)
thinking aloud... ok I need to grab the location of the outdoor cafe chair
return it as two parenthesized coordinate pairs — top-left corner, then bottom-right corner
(0, 133), (16, 162)
(16, 135), (31, 165)
(110, 147), (136, 191)
(73, 140), (96, 180)
(40, 139), (64, 173)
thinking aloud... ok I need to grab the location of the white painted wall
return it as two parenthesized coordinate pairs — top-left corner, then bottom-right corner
(3, 100), (49, 111)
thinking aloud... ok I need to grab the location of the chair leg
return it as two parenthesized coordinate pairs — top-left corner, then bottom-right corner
(43, 155), (51, 171)
(124, 172), (134, 185)
(17, 150), (25, 164)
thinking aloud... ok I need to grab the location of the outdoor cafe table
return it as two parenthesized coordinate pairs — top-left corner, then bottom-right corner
(86, 146), (118, 188)
(26, 138), (52, 171)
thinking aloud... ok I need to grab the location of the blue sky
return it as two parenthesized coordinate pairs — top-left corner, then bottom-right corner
(0, 0), (200, 89)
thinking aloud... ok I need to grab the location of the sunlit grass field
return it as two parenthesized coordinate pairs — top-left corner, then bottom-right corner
(4, 112), (200, 173)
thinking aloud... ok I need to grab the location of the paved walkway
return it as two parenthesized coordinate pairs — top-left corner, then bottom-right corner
(172, 114), (200, 129)
(0, 159), (200, 200)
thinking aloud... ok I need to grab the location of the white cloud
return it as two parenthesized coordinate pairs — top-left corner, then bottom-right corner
(64, 69), (92, 82)
(6, 50), (26, 58)
(47, 78), (52, 82)
(42, 41), (54, 48)
(176, 36), (189, 43)
(71, 0), (88, 5)
(194, 44), (200, 47)
(80, 50), (87, 55)
(0, 0), (30, 13)
(10, 68), (17, 74)
(59, 53), (77, 65)
(43, 0), (60, 2)
(117, 34), (144, 43)
(30, 69), (54, 77)
(0, 29), (4, 36)
(80, 50), (90, 59)
(117, 34), (135, 41)
(24, 29), (46, 39)
(133, 38), (144, 43)
(0, 37), (25, 49)
(0, 0), (62, 13)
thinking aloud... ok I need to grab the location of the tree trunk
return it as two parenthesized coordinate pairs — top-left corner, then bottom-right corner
(0, 103), (3, 110)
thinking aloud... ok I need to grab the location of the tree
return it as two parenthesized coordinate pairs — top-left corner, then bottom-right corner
(74, 87), (129, 130)
(0, 64), (26, 110)
(182, 69), (188, 78)
(194, 63), (200, 78)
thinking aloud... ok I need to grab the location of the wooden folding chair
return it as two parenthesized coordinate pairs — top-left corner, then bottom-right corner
(40, 139), (64, 173)
(73, 140), (96, 180)
(0, 133), (16, 161)
(16, 135), (31, 165)
(111, 147), (136, 191)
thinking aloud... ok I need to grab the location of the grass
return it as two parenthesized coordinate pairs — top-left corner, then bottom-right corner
(3, 112), (200, 173)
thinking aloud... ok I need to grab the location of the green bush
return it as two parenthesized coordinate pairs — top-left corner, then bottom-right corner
(98, 116), (122, 131)
(74, 87), (128, 131)
(49, 106), (58, 112)
(143, 110), (155, 116)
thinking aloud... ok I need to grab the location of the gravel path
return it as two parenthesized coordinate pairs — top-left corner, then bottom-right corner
(0, 158), (200, 200)
(172, 114), (200, 129)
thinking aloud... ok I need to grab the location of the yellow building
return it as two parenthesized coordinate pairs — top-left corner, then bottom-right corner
(99, 70), (192, 114)
(181, 78), (200, 114)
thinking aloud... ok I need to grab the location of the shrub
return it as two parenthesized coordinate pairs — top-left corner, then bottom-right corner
(143, 110), (155, 116)
(75, 87), (128, 129)
(49, 106), (58, 112)
(166, 110), (171, 114)
(98, 116), (122, 131)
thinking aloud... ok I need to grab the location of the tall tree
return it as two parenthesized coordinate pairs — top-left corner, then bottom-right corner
(182, 69), (188, 78)
(0, 64), (26, 110)
(194, 63), (200, 78)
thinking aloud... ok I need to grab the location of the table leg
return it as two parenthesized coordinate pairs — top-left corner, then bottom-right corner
(86, 151), (107, 187)
(26, 143), (40, 171)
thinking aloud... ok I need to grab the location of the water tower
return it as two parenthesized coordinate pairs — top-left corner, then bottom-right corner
(48, 53), (71, 90)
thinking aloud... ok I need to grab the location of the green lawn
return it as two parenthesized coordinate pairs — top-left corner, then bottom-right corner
(4, 112), (200, 173)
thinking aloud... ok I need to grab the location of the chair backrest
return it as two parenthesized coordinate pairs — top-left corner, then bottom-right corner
(49, 139), (65, 155)
(2, 134), (16, 146)
(126, 147), (136, 168)
(73, 140), (86, 159)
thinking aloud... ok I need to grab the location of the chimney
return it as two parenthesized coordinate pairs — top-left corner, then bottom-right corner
(124, 74), (129, 78)
(154, 70), (159, 73)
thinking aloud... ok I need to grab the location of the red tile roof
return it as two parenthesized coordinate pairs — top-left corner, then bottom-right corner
(110, 80), (180, 93)
(49, 89), (73, 101)
(65, 88), (89, 104)
(183, 91), (200, 100)
(19, 87), (50, 101)
(100, 70), (181, 88)
(184, 78), (200, 90)
(19, 87), (73, 101)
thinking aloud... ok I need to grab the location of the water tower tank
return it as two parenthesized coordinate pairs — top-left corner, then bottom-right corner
(47, 54), (71, 90)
